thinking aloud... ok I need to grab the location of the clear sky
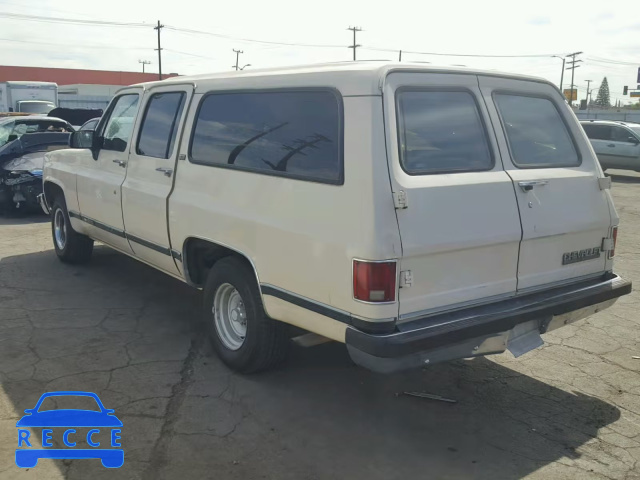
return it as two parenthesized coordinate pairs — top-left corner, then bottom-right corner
(0, 0), (638, 105)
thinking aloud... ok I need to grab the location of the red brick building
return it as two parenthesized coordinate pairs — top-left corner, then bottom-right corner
(0, 65), (178, 85)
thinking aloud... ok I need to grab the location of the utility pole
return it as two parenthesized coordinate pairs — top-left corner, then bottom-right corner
(551, 55), (566, 91)
(138, 60), (151, 73)
(565, 51), (583, 107)
(347, 26), (361, 61)
(399, 50), (402, 62)
(585, 79), (592, 107)
(154, 20), (164, 80)
(232, 49), (243, 71)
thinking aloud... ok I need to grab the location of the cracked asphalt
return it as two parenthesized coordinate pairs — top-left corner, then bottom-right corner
(1, 171), (640, 479)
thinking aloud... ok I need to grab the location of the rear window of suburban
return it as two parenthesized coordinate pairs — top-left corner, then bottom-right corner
(396, 89), (493, 175)
(494, 94), (580, 168)
(190, 90), (343, 184)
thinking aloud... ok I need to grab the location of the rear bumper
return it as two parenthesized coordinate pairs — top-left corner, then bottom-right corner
(346, 273), (631, 373)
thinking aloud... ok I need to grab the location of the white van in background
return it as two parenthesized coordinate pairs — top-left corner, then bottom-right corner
(0, 81), (58, 114)
(40, 63), (631, 373)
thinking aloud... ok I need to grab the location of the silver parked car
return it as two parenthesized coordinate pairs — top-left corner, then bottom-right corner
(581, 120), (640, 172)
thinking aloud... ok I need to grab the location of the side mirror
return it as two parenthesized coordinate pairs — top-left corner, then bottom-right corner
(69, 130), (95, 149)
(628, 136), (640, 145)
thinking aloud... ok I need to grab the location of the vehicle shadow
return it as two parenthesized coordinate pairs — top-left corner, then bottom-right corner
(0, 247), (621, 479)
(0, 211), (49, 225)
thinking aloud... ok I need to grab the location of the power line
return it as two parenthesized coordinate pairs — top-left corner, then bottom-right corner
(0, 10), (637, 75)
(0, 11), (148, 27)
(0, 37), (149, 50)
(361, 47), (562, 58)
(164, 25), (344, 48)
(587, 56), (638, 66)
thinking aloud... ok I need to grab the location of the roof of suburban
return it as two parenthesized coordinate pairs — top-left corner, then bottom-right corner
(128, 61), (556, 97)
(580, 119), (640, 127)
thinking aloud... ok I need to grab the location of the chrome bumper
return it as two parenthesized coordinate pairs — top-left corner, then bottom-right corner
(37, 193), (50, 215)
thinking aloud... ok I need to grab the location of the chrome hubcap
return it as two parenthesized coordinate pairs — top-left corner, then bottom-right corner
(54, 208), (67, 250)
(213, 283), (247, 350)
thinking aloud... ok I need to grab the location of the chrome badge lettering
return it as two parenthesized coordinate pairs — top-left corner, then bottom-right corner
(562, 247), (601, 265)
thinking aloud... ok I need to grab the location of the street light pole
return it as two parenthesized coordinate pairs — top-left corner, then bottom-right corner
(552, 55), (566, 91)
(138, 60), (151, 73)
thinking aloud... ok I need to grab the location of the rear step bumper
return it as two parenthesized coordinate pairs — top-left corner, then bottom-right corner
(346, 273), (631, 373)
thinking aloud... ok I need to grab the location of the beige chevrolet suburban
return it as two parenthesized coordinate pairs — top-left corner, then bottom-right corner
(39, 63), (631, 373)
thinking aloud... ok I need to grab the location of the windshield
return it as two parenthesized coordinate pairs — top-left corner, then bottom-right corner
(0, 121), (12, 147)
(631, 126), (640, 137)
(0, 119), (71, 148)
(18, 101), (56, 114)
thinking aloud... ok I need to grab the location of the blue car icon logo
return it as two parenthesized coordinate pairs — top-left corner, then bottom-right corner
(15, 391), (123, 468)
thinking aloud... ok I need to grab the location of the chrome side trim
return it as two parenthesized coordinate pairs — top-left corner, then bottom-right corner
(68, 211), (126, 238)
(37, 193), (50, 215)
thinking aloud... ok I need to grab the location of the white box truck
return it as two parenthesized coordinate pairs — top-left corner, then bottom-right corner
(0, 81), (58, 114)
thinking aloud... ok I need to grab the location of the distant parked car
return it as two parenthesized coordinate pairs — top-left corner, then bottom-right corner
(0, 116), (73, 148)
(79, 117), (100, 131)
(48, 108), (103, 131)
(0, 131), (70, 213)
(581, 120), (640, 172)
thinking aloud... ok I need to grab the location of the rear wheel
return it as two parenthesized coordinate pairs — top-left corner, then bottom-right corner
(203, 257), (290, 373)
(51, 197), (93, 264)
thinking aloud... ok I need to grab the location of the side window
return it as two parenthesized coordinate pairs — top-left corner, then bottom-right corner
(583, 124), (611, 141)
(190, 90), (343, 184)
(611, 126), (634, 143)
(396, 90), (493, 174)
(137, 92), (186, 159)
(101, 94), (139, 153)
(494, 94), (579, 168)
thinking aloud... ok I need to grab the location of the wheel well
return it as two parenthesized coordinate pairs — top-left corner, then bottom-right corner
(183, 238), (258, 288)
(44, 182), (64, 205)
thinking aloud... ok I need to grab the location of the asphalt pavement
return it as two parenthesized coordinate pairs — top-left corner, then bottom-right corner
(1, 172), (640, 479)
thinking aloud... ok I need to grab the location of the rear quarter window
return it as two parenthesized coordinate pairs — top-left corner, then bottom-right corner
(396, 89), (493, 175)
(189, 90), (343, 184)
(494, 94), (580, 168)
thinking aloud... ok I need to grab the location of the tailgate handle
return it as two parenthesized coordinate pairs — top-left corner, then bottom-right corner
(518, 180), (548, 192)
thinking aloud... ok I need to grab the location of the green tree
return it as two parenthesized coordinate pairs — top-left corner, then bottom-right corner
(595, 77), (611, 108)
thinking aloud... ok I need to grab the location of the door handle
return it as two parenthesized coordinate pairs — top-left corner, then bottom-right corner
(518, 180), (549, 192)
(155, 167), (173, 177)
(607, 144), (616, 147)
(112, 159), (127, 167)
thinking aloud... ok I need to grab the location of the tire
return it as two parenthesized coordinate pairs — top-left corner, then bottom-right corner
(51, 197), (94, 264)
(203, 257), (290, 373)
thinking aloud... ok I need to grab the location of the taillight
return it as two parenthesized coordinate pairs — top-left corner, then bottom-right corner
(353, 260), (397, 303)
(610, 226), (618, 259)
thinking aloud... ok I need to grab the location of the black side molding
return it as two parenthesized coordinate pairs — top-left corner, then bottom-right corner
(260, 284), (396, 334)
(68, 211), (182, 262)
